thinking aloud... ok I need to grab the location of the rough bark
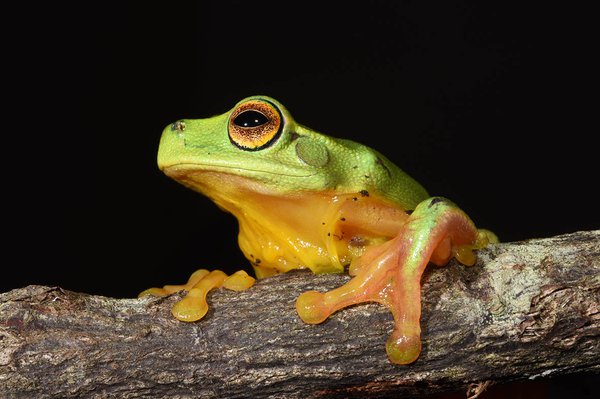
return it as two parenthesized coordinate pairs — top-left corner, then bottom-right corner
(1, 230), (599, 398)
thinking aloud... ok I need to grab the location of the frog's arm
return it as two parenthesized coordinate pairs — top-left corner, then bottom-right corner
(296, 197), (494, 364)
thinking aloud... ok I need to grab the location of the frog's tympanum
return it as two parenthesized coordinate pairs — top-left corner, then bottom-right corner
(140, 96), (496, 364)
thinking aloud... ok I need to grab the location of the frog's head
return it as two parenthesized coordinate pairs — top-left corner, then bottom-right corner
(158, 95), (344, 197)
(157, 95), (427, 208)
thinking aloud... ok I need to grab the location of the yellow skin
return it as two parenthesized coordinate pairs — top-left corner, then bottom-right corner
(140, 96), (496, 365)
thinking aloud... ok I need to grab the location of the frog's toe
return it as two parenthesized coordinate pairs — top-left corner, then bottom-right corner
(296, 291), (330, 324)
(452, 244), (478, 266)
(222, 270), (256, 291)
(477, 229), (499, 245)
(171, 287), (209, 321)
(451, 228), (499, 266)
(171, 270), (228, 322)
(386, 328), (422, 365)
(138, 287), (170, 297)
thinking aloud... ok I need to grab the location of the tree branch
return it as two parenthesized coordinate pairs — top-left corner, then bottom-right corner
(1, 230), (599, 398)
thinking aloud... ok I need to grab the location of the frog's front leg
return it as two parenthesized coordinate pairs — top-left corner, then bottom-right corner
(296, 197), (492, 365)
(140, 269), (255, 322)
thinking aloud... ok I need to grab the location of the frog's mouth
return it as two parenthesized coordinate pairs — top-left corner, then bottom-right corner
(162, 163), (317, 179)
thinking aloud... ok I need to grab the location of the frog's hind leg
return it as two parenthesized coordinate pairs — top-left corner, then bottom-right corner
(140, 269), (255, 322)
(296, 197), (485, 365)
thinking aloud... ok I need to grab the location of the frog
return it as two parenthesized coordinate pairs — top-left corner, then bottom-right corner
(140, 95), (497, 365)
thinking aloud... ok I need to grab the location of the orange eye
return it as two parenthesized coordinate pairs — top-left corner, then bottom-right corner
(228, 100), (282, 150)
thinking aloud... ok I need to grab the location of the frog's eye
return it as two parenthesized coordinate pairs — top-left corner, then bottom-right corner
(228, 100), (282, 150)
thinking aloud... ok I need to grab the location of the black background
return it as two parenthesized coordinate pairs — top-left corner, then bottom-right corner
(4, 2), (597, 396)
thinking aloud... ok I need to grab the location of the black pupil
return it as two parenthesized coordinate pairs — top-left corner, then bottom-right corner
(233, 110), (269, 128)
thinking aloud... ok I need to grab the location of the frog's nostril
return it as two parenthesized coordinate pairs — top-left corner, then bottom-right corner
(171, 120), (186, 132)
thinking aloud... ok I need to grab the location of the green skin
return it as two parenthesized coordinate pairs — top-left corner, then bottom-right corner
(151, 95), (491, 365)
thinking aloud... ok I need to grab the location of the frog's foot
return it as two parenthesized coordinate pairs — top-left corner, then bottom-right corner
(296, 197), (481, 364)
(139, 269), (255, 322)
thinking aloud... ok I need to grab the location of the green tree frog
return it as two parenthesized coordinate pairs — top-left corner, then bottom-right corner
(140, 96), (496, 365)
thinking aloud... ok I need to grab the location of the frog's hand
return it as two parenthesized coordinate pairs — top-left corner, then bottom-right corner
(139, 269), (255, 322)
(296, 197), (487, 365)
